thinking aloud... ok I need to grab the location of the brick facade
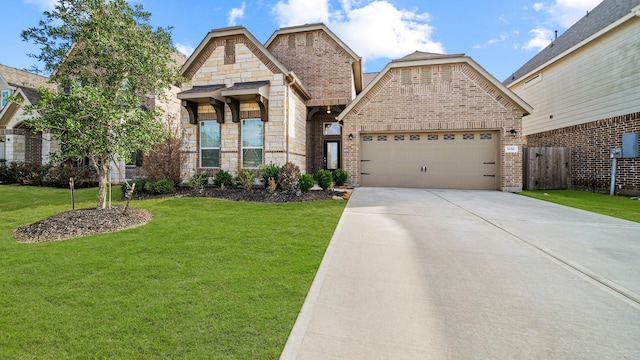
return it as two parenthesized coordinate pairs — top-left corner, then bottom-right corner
(525, 111), (640, 195)
(341, 62), (526, 191)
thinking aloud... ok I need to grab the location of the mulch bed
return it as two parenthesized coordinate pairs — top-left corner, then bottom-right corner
(14, 187), (350, 243)
(14, 207), (153, 243)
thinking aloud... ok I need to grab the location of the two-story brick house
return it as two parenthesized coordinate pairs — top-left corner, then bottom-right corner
(179, 24), (532, 191)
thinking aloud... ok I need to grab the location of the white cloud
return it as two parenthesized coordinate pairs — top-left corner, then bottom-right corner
(272, 0), (444, 64)
(176, 43), (195, 57)
(533, 3), (545, 11)
(547, 0), (603, 27)
(23, 0), (58, 11)
(273, 0), (331, 26)
(228, 2), (247, 26)
(522, 28), (553, 51)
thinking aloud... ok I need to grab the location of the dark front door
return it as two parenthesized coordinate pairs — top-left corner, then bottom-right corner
(324, 140), (340, 170)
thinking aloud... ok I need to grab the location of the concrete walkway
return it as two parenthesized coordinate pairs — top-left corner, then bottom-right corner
(280, 188), (640, 359)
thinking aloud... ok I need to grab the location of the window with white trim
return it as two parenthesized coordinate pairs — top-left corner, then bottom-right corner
(242, 119), (263, 168)
(200, 121), (220, 168)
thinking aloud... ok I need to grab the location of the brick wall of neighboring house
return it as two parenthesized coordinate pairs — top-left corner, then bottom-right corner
(525, 111), (640, 195)
(341, 63), (524, 191)
(267, 30), (355, 106)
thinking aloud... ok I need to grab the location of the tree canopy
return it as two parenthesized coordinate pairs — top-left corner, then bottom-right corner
(21, 0), (181, 208)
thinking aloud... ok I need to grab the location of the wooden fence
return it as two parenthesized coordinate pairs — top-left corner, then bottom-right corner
(524, 147), (571, 190)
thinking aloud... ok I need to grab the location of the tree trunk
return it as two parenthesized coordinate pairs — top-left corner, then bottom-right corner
(96, 155), (110, 209)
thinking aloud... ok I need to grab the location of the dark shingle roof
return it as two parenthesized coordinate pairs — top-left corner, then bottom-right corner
(504, 0), (640, 85)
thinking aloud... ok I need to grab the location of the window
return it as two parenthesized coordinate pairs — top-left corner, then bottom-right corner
(525, 73), (542, 87)
(242, 119), (263, 168)
(200, 121), (220, 168)
(323, 122), (340, 135)
(288, 35), (296, 49)
(1, 90), (9, 108)
(126, 150), (143, 167)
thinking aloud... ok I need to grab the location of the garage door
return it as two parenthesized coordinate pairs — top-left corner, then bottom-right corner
(360, 131), (499, 189)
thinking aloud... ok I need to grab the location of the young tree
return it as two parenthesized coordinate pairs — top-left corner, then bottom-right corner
(21, 0), (180, 209)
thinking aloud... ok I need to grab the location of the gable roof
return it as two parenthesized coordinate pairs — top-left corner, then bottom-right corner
(505, 0), (640, 85)
(338, 53), (532, 121)
(0, 64), (52, 90)
(265, 23), (363, 93)
(180, 26), (310, 100)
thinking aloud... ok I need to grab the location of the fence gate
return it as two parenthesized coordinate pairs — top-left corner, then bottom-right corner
(524, 147), (571, 190)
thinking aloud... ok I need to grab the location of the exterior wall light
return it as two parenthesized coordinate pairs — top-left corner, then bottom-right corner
(348, 133), (354, 140)
(509, 129), (518, 137)
(326, 105), (331, 114)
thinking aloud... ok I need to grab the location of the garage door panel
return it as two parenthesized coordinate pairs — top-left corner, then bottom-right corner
(361, 131), (498, 189)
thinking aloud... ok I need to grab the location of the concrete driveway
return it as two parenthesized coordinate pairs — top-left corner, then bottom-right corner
(281, 188), (640, 359)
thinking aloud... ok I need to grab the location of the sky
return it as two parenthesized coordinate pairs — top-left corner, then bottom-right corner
(0, 0), (604, 82)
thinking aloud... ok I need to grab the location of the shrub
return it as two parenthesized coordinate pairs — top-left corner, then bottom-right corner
(236, 169), (256, 191)
(333, 168), (348, 186)
(298, 173), (315, 193)
(279, 162), (300, 191)
(142, 115), (186, 184)
(188, 171), (208, 190)
(260, 162), (281, 188)
(144, 179), (175, 194)
(23, 164), (51, 186)
(45, 162), (97, 188)
(213, 170), (233, 188)
(316, 169), (333, 190)
(120, 178), (147, 198)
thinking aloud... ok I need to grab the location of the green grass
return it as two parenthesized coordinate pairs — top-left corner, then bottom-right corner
(519, 189), (640, 223)
(0, 185), (346, 359)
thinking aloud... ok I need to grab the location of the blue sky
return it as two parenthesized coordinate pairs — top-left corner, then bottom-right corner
(1, 0), (603, 82)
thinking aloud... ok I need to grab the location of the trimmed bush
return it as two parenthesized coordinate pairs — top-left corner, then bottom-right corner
(214, 170), (233, 188)
(144, 179), (175, 194)
(188, 171), (208, 190)
(279, 162), (300, 191)
(236, 169), (256, 191)
(316, 169), (333, 190)
(260, 162), (281, 188)
(298, 173), (314, 193)
(333, 168), (348, 186)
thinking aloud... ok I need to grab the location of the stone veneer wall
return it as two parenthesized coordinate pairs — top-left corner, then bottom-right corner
(341, 63), (524, 191)
(525, 111), (640, 195)
(181, 37), (307, 181)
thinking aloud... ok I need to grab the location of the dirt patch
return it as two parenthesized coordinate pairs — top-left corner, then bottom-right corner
(14, 207), (153, 243)
(132, 187), (347, 203)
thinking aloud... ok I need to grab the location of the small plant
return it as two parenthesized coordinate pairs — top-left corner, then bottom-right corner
(236, 169), (256, 191)
(214, 170), (233, 189)
(316, 169), (333, 190)
(260, 162), (281, 188)
(144, 179), (175, 194)
(279, 162), (300, 191)
(298, 173), (315, 193)
(120, 179), (146, 199)
(333, 168), (348, 186)
(267, 177), (276, 193)
(188, 171), (208, 190)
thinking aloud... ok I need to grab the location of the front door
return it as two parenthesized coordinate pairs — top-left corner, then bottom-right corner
(324, 140), (340, 170)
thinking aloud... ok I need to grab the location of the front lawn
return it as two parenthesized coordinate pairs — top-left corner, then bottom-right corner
(519, 189), (640, 223)
(0, 185), (346, 359)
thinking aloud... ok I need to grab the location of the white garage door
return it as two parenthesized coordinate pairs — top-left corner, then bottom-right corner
(360, 131), (499, 189)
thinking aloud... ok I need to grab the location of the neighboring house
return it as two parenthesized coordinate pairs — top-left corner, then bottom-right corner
(505, 0), (640, 194)
(179, 24), (532, 191)
(0, 64), (57, 164)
